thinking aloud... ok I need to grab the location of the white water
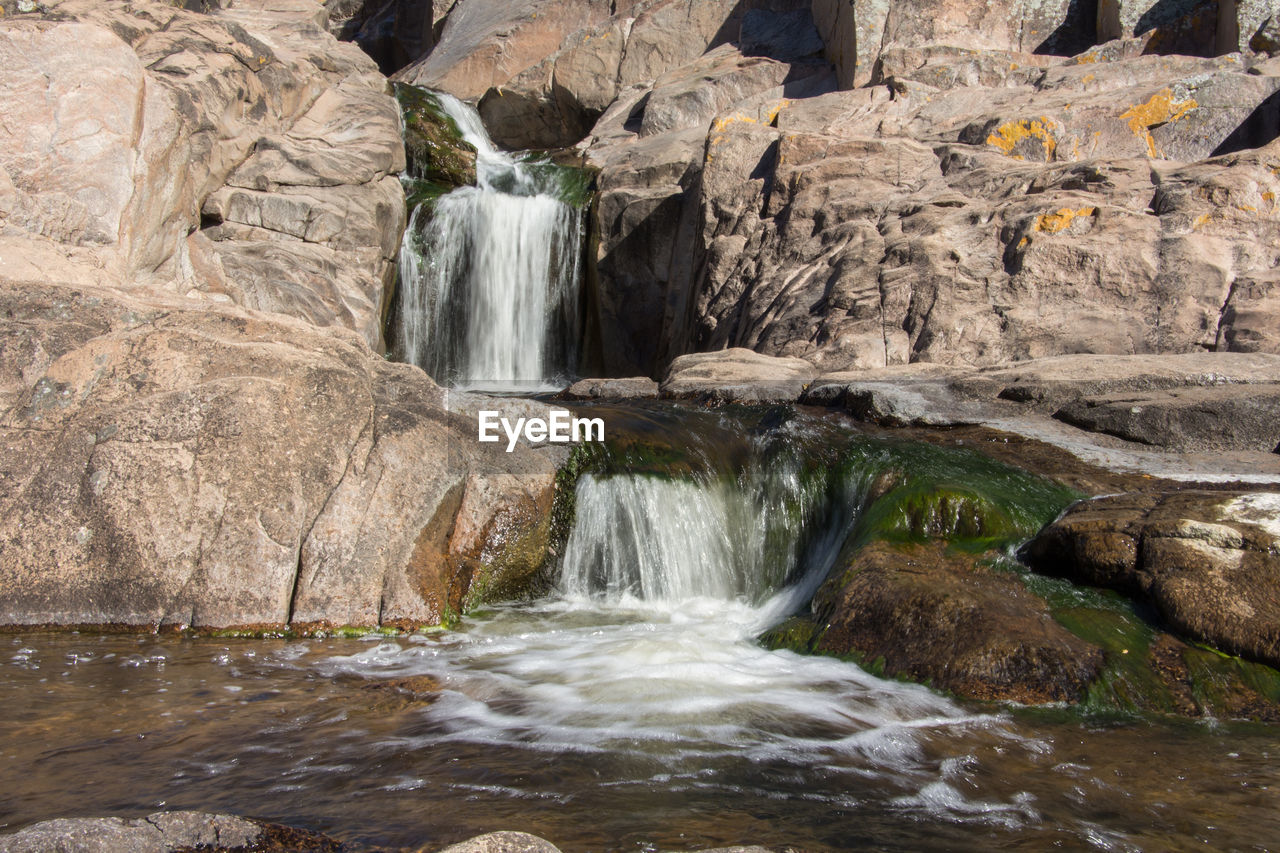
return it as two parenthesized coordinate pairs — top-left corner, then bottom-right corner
(317, 467), (1058, 837)
(396, 93), (583, 391)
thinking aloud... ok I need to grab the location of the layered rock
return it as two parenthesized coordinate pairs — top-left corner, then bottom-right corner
(395, 0), (824, 149)
(0, 0), (404, 350)
(561, 15), (1280, 377)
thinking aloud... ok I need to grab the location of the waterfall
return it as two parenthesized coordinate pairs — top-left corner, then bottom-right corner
(559, 430), (860, 630)
(395, 93), (584, 391)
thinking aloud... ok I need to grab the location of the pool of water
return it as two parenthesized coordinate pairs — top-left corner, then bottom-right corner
(3, 607), (1279, 852)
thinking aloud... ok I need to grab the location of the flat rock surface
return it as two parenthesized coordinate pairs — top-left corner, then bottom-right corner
(560, 377), (659, 400)
(660, 348), (816, 402)
(0, 812), (265, 853)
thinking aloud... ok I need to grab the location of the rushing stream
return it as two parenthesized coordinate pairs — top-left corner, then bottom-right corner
(3, 407), (1280, 850)
(393, 94), (585, 392)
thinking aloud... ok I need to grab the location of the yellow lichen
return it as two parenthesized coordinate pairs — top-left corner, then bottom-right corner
(1033, 206), (1097, 234)
(766, 99), (791, 125)
(985, 117), (1058, 162)
(712, 113), (758, 133)
(1118, 89), (1198, 158)
(1192, 212), (1212, 230)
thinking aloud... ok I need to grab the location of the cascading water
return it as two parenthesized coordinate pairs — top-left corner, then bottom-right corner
(395, 93), (584, 391)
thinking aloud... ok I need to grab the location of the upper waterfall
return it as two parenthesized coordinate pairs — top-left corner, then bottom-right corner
(394, 92), (586, 392)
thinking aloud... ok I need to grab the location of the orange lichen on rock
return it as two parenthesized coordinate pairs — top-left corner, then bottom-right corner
(1119, 89), (1198, 158)
(1034, 206), (1097, 233)
(986, 117), (1058, 161)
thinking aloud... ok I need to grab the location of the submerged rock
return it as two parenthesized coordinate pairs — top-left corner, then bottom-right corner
(0, 811), (343, 853)
(812, 541), (1105, 704)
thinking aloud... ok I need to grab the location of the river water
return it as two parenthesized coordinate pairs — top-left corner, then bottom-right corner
(3, 413), (1280, 851)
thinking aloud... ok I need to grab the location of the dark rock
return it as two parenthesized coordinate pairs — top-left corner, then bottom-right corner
(739, 9), (824, 61)
(328, 0), (436, 75)
(1052, 384), (1280, 452)
(813, 541), (1104, 704)
(396, 82), (479, 191)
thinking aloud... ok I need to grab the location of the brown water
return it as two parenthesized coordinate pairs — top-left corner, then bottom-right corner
(3, 616), (1279, 853)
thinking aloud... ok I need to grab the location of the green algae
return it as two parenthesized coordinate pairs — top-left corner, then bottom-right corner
(395, 83), (477, 189)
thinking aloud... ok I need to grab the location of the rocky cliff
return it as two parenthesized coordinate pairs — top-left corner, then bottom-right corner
(0, 0), (560, 631)
(401, 0), (1280, 377)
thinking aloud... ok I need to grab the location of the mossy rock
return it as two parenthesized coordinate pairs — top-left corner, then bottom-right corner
(395, 82), (477, 190)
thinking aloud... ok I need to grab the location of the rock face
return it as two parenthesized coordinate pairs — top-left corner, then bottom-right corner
(0, 1), (564, 632)
(0, 0), (404, 351)
(0, 282), (563, 630)
(566, 13), (1280, 377)
(813, 541), (1104, 703)
(1023, 490), (1280, 667)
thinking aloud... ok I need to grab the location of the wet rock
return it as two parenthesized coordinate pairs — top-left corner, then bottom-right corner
(660, 348), (816, 403)
(438, 832), (562, 853)
(1022, 490), (1280, 668)
(397, 83), (479, 191)
(0, 282), (563, 631)
(0, 811), (344, 853)
(560, 377), (659, 400)
(812, 541), (1105, 704)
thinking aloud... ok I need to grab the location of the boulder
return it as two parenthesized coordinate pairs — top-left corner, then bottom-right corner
(1022, 490), (1280, 667)
(560, 377), (660, 400)
(0, 282), (563, 631)
(660, 348), (817, 402)
(439, 832), (563, 853)
(812, 541), (1105, 703)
